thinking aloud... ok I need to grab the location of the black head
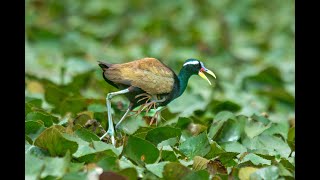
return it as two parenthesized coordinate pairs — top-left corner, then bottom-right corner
(183, 58), (216, 85)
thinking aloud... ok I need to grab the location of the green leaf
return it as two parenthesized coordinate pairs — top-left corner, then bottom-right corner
(75, 128), (100, 142)
(162, 162), (191, 179)
(97, 156), (120, 171)
(26, 111), (59, 127)
(146, 161), (170, 178)
(40, 152), (71, 179)
(61, 172), (87, 180)
(122, 135), (160, 165)
(87, 103), (106, 112)
(117, 168), (138, 180)
(250, 166), (279, 180)
(175, 117), (192, 129)
(215, 118), (244, 143)
(25, 120), (46, 142)
(179, 132), (211, 159)
(241, 153), (271, 166)
(145, 126), (181, 145)
(204, 141), (225, 159)
(34, 126), (78, 156)
(161, 150), (178, 162)
(245, 119), (272, 138)
(208, 111), (237, 139)
(220, 141), (247, 153)
(182, 170), (210, 180)
(25, 153), (45, 180)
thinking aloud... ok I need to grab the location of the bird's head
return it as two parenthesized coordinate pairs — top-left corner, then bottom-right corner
(183, 58), (216, 85)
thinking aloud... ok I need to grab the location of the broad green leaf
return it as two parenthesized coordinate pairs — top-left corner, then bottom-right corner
(26, 111), (58, 127)
(242, 134), (291, 158)
(61, 172), (87, 180)
(122, 135), (160, 165)
(161, 150), (178, 162)
(25, 120), (46, 142)
(250, 166), (279, 180)
(34, 126), (78, 156)
(220, 141), (247, 153)
(162, 162), (191, 179)
(215, 118), (244, 143)
(146, 161), (170, 178)
(25, 153), (45, 180)
(182, 170), (210, 180)
(88, 103), (106, 112)
(97, 156), (120, 171)
(245, 120), (272, 138)
(179, 132), (211, 159)
(145, 126), (181, 145)
(241, 153), (271, 166)
(40, 152), (71, 179)
(75, 128), (100, 142)
(175, 117), (192, 129)
(204, 141), (225, 159)
(118, 168), (138, 180)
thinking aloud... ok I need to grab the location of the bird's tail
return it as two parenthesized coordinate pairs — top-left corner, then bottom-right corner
(98, 61), (112, 71)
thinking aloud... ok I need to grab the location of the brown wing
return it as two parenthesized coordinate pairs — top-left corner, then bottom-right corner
(104, 58), (175, 95)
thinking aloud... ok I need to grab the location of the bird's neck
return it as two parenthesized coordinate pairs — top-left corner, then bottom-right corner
(177, 67), (194, 97)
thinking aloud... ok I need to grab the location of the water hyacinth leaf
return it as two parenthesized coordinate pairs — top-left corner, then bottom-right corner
(26, 111), (59, 127)
(40, 152), (71, 179)
(179, 132), (211, 159)
(97, 156), (120, 171)
(204, 141), (225, 159)
(25, 153), (45, 180)
(145, 126), (181, 145)
(122, 135), (160, 165)
(241, 153), (271, 166)
(220, 141), (247, 153)
(175, 117), (192, 129)
(118, 168), (138, 180)
(250, 166), (279, 180)
(25, 120), (46, 142)
(182, 170), (210, 180)
(146, 161), (170, 178)
(161, 150), (178, 162)
(215, 118), (244, 143)
(75, 128), (100, 142)
(34, 126), (78, 156)
(162, 162), (191, 179)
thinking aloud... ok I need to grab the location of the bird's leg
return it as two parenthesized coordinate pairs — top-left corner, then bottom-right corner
(138, 96), (166, 114)
(150, 106), (167, 126)
(100, 88), (131, 145)
(115, 103), (133, 131)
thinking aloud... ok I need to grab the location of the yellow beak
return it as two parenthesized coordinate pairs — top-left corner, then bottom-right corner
(198, 68), (216, 85)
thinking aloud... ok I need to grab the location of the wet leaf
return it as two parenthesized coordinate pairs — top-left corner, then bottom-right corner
(179, 132), (211, 159)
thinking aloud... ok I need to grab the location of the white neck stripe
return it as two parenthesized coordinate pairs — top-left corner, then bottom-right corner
(183, 61), (199, 66)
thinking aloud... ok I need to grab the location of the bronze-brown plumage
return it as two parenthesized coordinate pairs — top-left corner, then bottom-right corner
(103, 58), (174, 94)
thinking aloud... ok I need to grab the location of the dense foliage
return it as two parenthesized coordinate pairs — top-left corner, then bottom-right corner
(25, 0), (295, 179)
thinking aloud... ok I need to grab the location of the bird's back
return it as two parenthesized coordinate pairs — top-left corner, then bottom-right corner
(101, 58), (175, 95)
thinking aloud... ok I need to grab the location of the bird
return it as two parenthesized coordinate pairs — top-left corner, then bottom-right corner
(98, 57), (216, 145)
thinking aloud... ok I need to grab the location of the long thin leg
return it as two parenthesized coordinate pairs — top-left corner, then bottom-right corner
(100, 88), (130, 145)
(115, 103), (133, 130)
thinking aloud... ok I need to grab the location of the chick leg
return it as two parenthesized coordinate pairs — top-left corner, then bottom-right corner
(100, 88), (130, 145)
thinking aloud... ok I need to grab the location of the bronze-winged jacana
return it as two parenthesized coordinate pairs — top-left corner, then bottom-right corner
(98, 57), (216, 145)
